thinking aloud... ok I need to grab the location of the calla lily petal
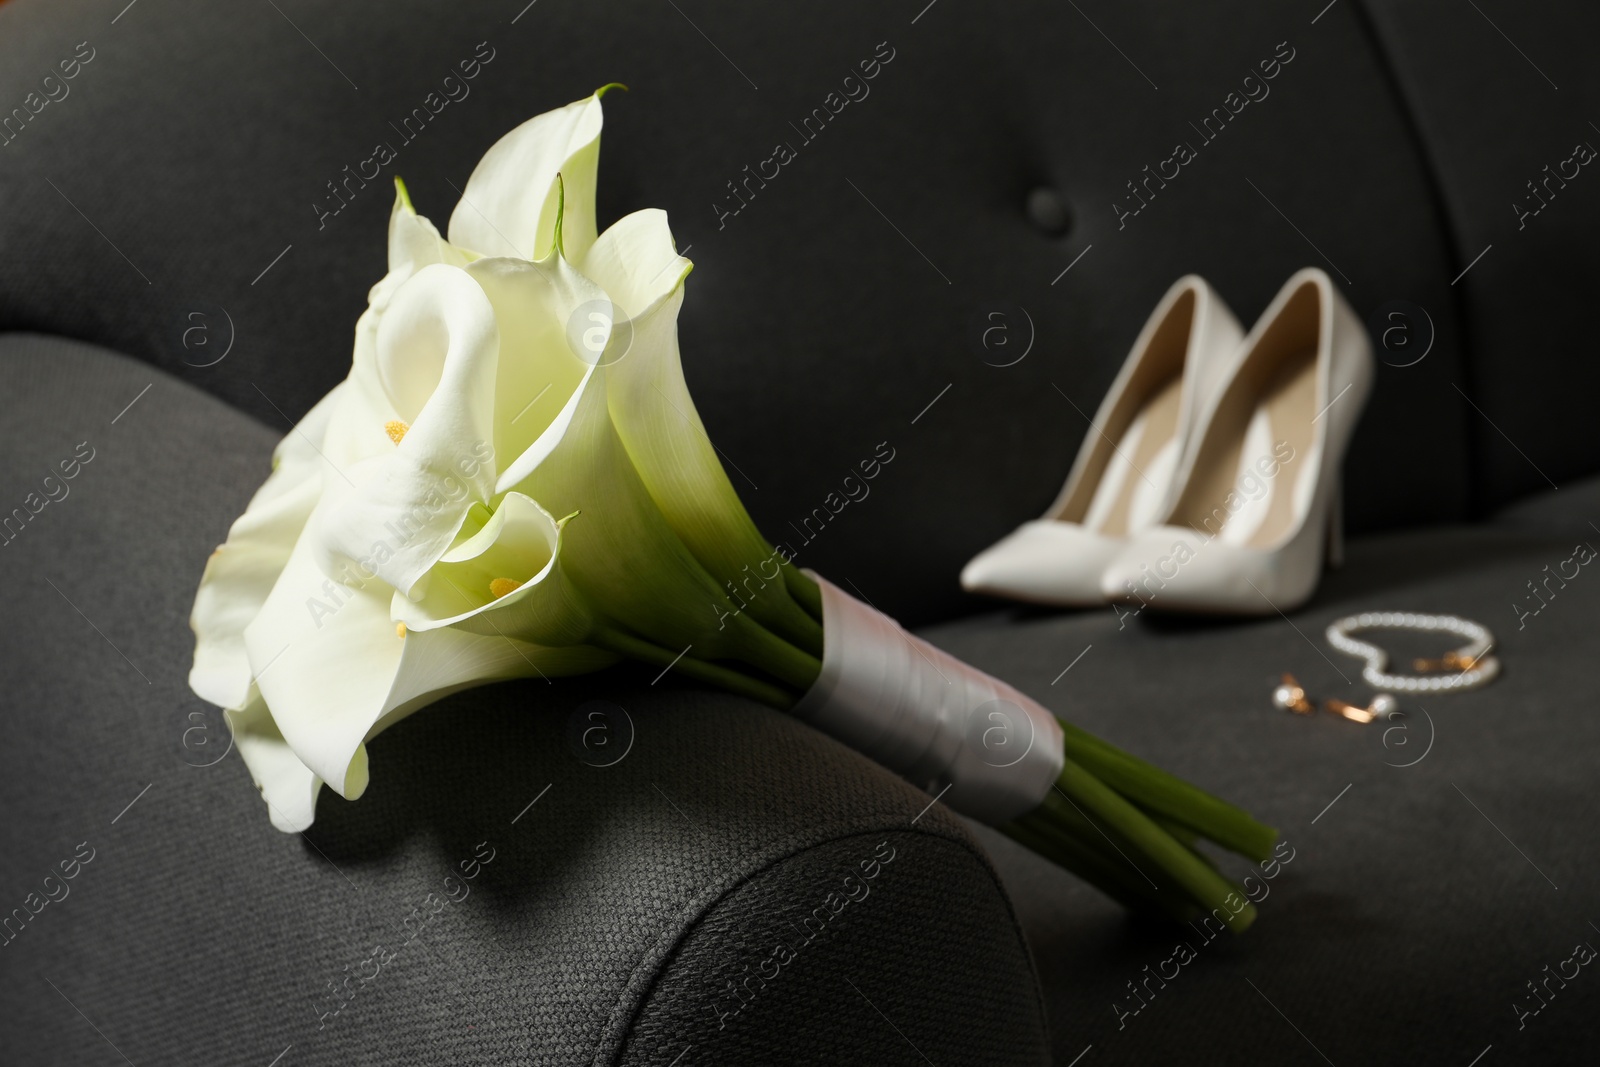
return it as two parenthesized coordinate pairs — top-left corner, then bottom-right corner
(242, 534), (404, 794)
(581, 208), (691, 318)
(464, 255), (606, 475)
(227, 695), (324, 833)
(505, 357), (748, 659)
(312, 263), (501, 598)
(592, 215), (817, 646)
(606, 287), (775, 591)
(370, 181), (472, 312)
(447, 93), (603, 263)
(323, 299), (420, 474)
(189, 383), (346, 710)
(329, 188), (476, 476)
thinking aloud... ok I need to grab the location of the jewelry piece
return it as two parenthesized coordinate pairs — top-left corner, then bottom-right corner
(1274, 673), (1401, 724)
(1412, 649), (1489, 672)
(1322, 694), (1400, 724)
(1272, 674), (1315, 715)
(1324, 612), (1500, 693)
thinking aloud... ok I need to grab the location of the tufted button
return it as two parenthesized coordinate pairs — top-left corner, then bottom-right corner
(1025, 187), (1071, 236)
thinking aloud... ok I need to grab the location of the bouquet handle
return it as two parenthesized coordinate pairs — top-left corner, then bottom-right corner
(791, 571), (1064, 824)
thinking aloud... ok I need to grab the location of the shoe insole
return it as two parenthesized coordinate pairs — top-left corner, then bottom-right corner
(1247, 350), (1318, 547)
(1178, 347), (1318, 548)
(1081, 374), (1184, 538)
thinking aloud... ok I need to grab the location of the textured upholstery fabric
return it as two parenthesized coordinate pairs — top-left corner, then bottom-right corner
(6, 0), (1579, 623)
(0, 334), (1048, 1065)
(1359, 1), (1600, 514)
(622, 829), (1050, 1065)
(1492, 473), (1600, 539)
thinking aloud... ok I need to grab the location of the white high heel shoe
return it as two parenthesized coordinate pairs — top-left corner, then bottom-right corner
(961, 275), (1243, 606)
(1099, 267), (1373, 616)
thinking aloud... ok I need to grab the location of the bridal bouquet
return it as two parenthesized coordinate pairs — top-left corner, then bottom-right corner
(190, 89), (1275, 932)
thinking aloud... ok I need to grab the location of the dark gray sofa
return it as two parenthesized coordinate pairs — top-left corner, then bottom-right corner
(2, 1), (1597, 1063)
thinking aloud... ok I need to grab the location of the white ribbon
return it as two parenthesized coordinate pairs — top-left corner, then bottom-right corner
(792, 572), (1064, 824)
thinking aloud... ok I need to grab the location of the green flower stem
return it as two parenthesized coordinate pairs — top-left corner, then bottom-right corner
(1049, 759), (1257, 933)
(746, 592), (824, 661)
(1009, 798), (1185, 913)
(725, 612), (823, 693)
(592, 626), (797, 709)
(1019, 791), (1217, 924)
(1001, 818), (1186, 920)
(782, 564), (824, 623)
(1059, 719), (1277, 862)
(1141, 810), (1221, 870)
(774, 600), (825, 660)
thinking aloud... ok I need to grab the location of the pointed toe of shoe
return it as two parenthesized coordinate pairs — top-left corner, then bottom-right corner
(960, 547), (1053, 602)
(961, 521), (1122, 607)
(1097, 556), (1145, 604)
(1100, 527), (1231, 609)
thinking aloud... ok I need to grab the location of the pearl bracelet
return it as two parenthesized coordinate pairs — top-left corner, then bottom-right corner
(1324, 612), (1500, 694)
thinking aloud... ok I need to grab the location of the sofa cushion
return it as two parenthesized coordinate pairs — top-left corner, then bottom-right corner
(915, 509), (1599, 1063)
(1493, 472), (1600, 541)
(1361, 0), (1600, 514)
(0, 333), (1048, 1066)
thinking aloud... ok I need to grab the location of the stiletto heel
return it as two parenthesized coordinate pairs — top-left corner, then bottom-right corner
(1100, 268), (1373, 614)
(1326, 485), (1344, 571)
(961, 276), (1243, 607)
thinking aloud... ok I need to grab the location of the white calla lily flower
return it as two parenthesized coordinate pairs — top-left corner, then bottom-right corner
(190, 88), (816, 829)
(185, 96), (627, 826)
(393, 491), (595, 648)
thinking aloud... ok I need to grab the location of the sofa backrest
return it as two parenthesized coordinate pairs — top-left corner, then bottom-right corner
(2, 0), (1594, 624)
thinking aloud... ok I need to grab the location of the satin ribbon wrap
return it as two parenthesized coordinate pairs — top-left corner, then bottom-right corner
(792, 572), (1064, 824)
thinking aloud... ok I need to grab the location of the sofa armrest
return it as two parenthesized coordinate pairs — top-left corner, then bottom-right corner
(624, 829), (1049, 1065)
(0, 333), (1048, 1065)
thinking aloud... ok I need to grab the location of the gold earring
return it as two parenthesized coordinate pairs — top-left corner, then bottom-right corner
(1272, 674), (1315, 715)
(1412, 649), (1487, 672)
(1322, 694), (1400, 723)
